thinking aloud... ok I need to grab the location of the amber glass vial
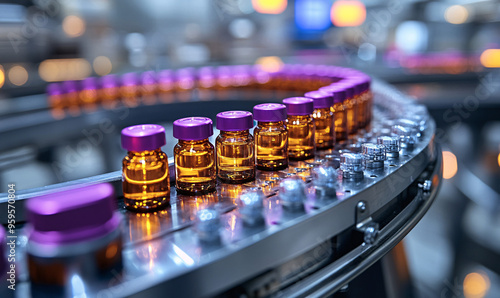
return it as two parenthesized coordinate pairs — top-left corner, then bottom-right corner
(216, 111), (255, 183)
(338, 82), (358, 136)
(319, 86), (348, 143)
(253, 103), (288, 171)
(283, 97), (315, 160)
(173, 117), (216, 194)
(305, 91), (335, 150)
(121, 124), (170, 212)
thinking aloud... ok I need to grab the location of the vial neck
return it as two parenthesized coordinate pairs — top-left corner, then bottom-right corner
(179, 139), (209, 145)
(288, 114), (310, 121)
(258, 121), (285, 127)
(128, 148), (162, 156)
(220, 130), (249, 137)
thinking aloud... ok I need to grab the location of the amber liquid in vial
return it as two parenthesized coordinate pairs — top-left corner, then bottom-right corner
(332, 102), (348, 143)
(174, 139), (216, 194)
(122, 148), (170, 211)
(345, 97), (358, 136)
(313, 107), (335, 149)
(216, 130), (255, 183)
(254, 121), (288, 171)
(287, 115), (315, 160)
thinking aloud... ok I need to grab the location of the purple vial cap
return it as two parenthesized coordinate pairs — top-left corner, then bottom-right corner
(0, 226), (5, 274)
(304, 91), (334, 109)
(121, 72), (138, 87)
(121, 124), (166, 151)
(46, 83), (62, 95)
(62, 80), (79, 93)
(141, 71), (157, 85)
(282, 97), (314, 116)
(81, 77), (98, 90)
(333, 82), (354, 99)
(319, 85), (347, 103)
(101, 74), (119, 88)
(216, 111), (254, 131)
(253, 103), (287, 122)
(26, 183), (120, 245)
(173, 117), (213, 141)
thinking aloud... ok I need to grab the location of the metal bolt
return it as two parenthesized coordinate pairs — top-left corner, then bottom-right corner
(340, 153), (365, 181)
(422, 180), (432, 192)
(194, 208), (221, 243)
(362, 143), (386, 169)
(279, 177), (306, 211)
(363, 223), (379, 245)
(357, 201), (366, 213)
(238, 190), (265, 226)
(312, 166), (337, 199)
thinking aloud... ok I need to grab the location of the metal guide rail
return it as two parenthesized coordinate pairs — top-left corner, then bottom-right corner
(0, 81), (442, 297)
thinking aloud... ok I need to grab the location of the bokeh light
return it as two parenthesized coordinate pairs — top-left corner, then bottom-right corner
(445, 5), (468, 25)
(93, 56), (112, 76)
(463, 272), (490, 298)
(330, 0), (366, 27)
(442, 151), (458, 179)
(39, 59), (91, 82)
(252, 0), (287, 15)
(255, 56), (284, 73)
(8, 65), (28, 86)
(62, 15), (86, 38)
(0, 65), (4, 88)
(480, 49), (500, 68)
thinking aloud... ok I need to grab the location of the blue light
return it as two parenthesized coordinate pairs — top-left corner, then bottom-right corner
(295, 0), (331, 31)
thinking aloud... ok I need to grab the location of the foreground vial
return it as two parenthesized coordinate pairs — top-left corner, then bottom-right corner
(283, 97), (315, 160)
(216, 111), (255, 183)
(305, 91), (335, 150)
(26, 183), (122, 292)
(253, 103), (289, 171)
(121, 124), (170, 211)
(174, 117), (216, 194)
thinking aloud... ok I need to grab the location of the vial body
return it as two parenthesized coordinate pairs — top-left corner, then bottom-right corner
(174, 139), (216, 194)
(287, 115), (315, 160)
(122, 148), (170, 211)
(254, 121), (288, 171)
(216, 130), (255, 183)
(345, 97), (358, 136)
(312, 107), (335, 150)
(332, 102), (348, 143)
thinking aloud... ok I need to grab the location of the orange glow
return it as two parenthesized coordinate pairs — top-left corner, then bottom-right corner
(252, 0), (287, 14)
(255, 56), (284, 73)
(8, 65), (28, 86)
(463, 272), (490, 298)
(443, 151), (458, 179)
(497, 153), (500, 167)
(0, 65), (4, 88)
(331, 0), (366, 27)
(105, 243), (118, 259)
(480, 49), (500, 68)
(93, 56), (112, 76)
(62, 15), (86, 37)
(39, 58), (91, 82)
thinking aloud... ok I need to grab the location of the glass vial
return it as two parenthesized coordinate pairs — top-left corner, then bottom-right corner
(333, 82), (357, 136)
(282, 97), (315, 160)
(216, 111), (255, 183)
(46, 83), (65, 119)
(121, 124), (170, 211)
(173, 117), (216, 194)
(305, 91), (335, 150)
(253, 103), (288, 171)
(319, 86), (348, 143)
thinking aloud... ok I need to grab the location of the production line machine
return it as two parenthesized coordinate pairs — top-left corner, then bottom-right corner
(0, 65), (442, 297)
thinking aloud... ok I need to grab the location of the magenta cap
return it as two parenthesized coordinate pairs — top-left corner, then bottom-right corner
(216, 111), (253, 131)
(82, 77), (98, 90)
(46, 83), (62, 95)
(26, 183), (121, 245)
(304, 91), (334, 109)
(62, 80), (78, 93)
(173, 117), (213, 140)
(335, 82), (354, 98)
(253, 103), (287, 122)
(282, 97), (314, 116)
(121, 72), (138, 86)
(121, 124), (166, 151)
(318, 85), (347, 103)
(141, 71), (157, 85)
(101, 74), (119, 88)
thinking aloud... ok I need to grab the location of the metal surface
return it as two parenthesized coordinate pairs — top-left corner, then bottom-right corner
(0, 81), (442, 297)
